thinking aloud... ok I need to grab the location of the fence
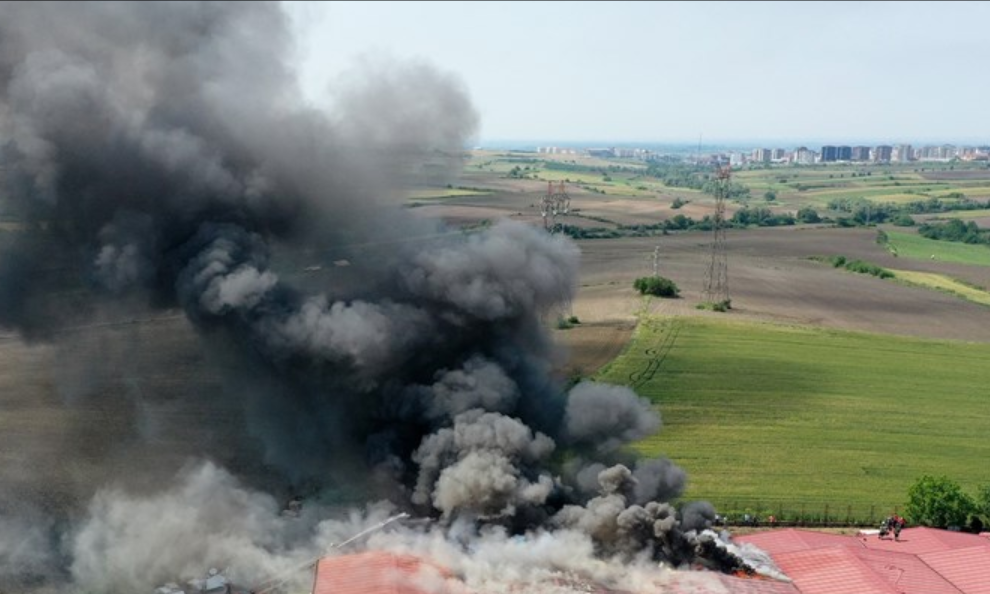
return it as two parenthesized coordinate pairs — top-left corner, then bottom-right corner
(709, 499), (901, 528)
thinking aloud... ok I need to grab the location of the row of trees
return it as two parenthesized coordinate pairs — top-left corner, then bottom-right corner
(645, 163), (751, 200)
(918, 219), (990, 245)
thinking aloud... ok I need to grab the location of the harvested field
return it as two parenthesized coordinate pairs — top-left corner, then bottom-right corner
(920, 170), (990, 181)
(567, 226), (990, 342)
(0, 315), (283, 515)
(552, 320), (635, 378)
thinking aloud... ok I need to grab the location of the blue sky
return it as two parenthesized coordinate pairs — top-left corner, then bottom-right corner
(285, 1), (990, 145)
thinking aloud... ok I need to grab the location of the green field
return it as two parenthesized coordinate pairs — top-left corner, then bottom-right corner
(596, 316), (990, 520)
(732, 163), (990, 212)
(926, 208), (990, 219)
(408, 188), (494, 200)
(885, 229), (990, 266)
(453, 153), (990, 214)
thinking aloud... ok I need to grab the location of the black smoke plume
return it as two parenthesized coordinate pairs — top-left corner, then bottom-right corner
(0, 3), (769, 592)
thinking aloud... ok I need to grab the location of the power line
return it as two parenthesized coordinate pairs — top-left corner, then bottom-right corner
(702, 165), (730, 307)
(539, 181), (570, 234)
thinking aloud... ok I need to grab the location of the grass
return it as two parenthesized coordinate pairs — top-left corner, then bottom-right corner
(595, 316), (990, 518)
(885, 229), (990, 266)
(925, 208), (990, 219)
(408, 188), (494, 200)
(929, 187), (990, 198)
(890, 269), (990, 307)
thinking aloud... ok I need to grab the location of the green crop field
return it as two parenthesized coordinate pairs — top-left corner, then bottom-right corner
(885, 229), (990, 266)
(595, 316), (990, 521)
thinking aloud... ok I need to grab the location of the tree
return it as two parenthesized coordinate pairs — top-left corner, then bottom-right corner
(634, 276), (680, 298)
(905, 475), (975, 528)
(892, 214), (915, 227)
(977, 483), (990, 519)
(764, 190), (776, 202)
(796, 207), (821, 224)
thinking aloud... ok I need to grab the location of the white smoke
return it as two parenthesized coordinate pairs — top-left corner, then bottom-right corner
(69, 462), (310, 593)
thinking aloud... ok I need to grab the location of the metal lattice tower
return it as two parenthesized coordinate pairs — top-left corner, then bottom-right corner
(540, 181), (570, 233)
(702, 165), (730, 305)
(653, 245), (661, 277)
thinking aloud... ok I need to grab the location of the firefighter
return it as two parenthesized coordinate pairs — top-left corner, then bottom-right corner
(892, 514), (905, 541)
(879, 516), (892, 539)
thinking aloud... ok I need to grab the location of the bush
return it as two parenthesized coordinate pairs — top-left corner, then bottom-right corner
(977, 483), (990, 517)
(696, 299), (731, 312)
(797, 207), (821, 224)
(905, 475), (975, 528)
(892, 214), (915, 227)
(671, 197), (688, 209)
(634, 276), (680, 298)
(844, 259), (895, 279)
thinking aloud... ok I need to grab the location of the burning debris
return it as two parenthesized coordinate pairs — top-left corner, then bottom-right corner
(0, 2), (780, 592)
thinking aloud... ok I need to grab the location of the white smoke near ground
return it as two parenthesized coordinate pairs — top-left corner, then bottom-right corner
(55, 459), (780, 593)
(70, 463), (304, 592)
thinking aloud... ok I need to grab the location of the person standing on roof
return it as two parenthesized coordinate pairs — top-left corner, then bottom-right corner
(892, 514), (905, 541)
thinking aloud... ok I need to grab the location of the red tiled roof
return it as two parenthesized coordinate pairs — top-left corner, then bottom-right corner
(313, 551), (460, 594)
(715, 574), (801, 594)
(737, 529), (863, 555)
(861, 527), (986, 556)
(920, 546), (990, 594)
(853, 548), (963, 594)
(311, 551), (802, 594)
(735, 527), (990, 594)
(773, 547), (898, 594)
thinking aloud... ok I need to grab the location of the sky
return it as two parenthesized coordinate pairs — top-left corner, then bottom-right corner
(285, 1), (990, 146)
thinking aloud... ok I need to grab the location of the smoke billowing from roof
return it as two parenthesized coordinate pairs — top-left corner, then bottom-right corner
(0, 2), (766, 592)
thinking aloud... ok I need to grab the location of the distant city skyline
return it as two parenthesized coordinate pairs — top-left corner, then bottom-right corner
(286, 1), (990, 145)
(475, 138), (989, 151)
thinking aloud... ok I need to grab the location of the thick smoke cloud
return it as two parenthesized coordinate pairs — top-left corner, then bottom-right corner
(412, 410), (556, 519)
(0, 2), (763, 591)
(564, 381), (661, 452)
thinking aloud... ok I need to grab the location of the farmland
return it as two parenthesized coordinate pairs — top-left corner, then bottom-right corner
(884, 229), (990, 266)
(891, 269), (990, 307)
(6, 147), (990, 526)
(410, 151), (990, 239)
(426, 150), (990, 518)
(595, 316), (990, 520)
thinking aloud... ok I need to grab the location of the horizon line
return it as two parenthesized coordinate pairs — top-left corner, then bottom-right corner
(478, 138), (990, 148)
